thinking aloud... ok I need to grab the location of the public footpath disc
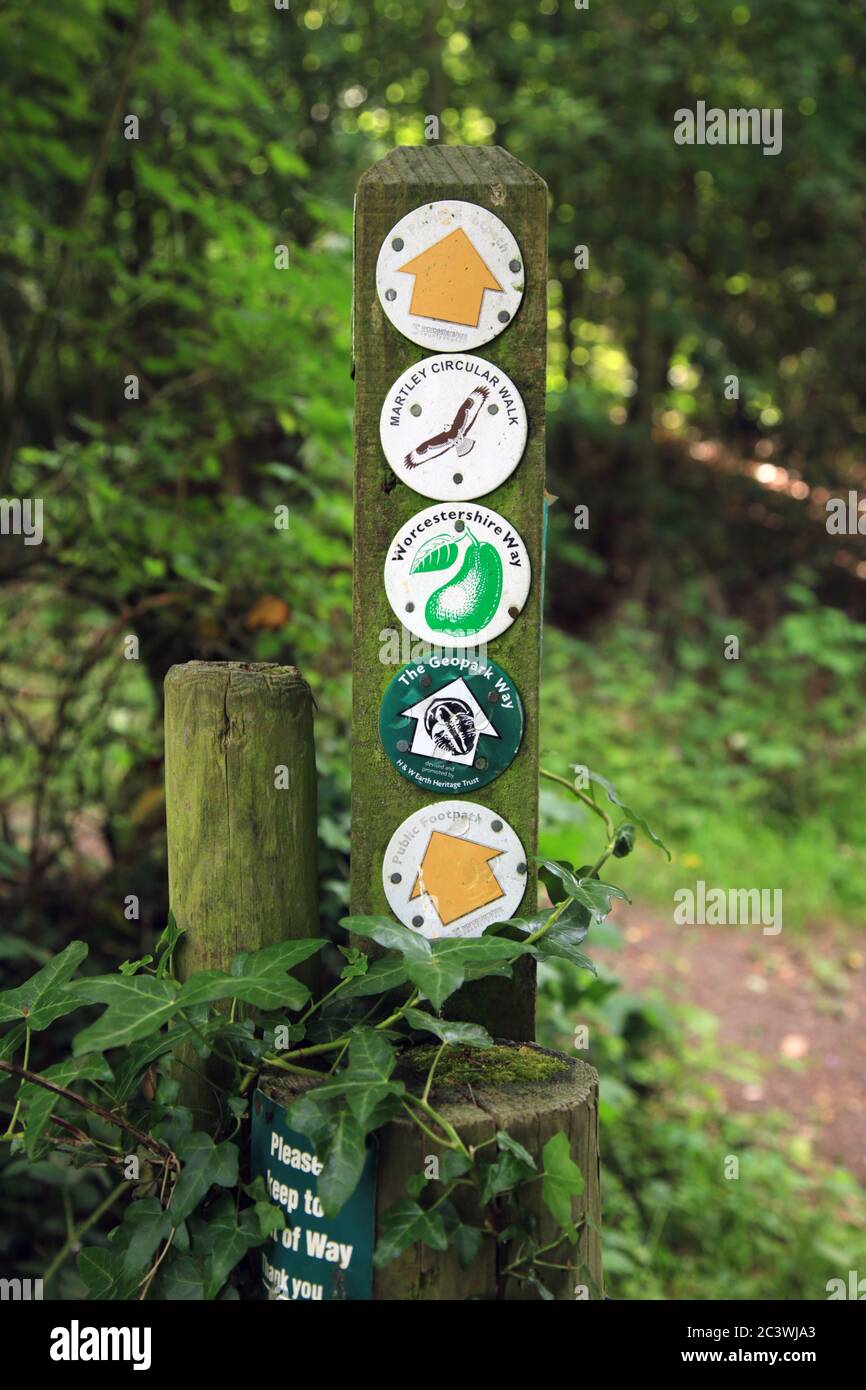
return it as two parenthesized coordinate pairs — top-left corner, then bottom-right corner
(379, 353), (527, 502)
(383, 502), (531, 647)
(376, 200), (525, 352)
(382, 800), (527, 939)
(379, 656), (524, 795)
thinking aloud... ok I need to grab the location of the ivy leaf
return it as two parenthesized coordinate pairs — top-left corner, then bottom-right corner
(71, 975), (182, 1054)
(537, 860), (574, 906)
(318, 1109), (367, 1218)
(338, 948), (369, 982)
(152, 1251), (205, 1300)
(340, 915), (432, 961)
(512, 905), (598, 972)
(0, 941), (88, 1031)
(313, 1029), (405, 1127)
(409, 533), (459, 575)
(305, 996), (378, 1043)
(77, 1247), (133, 1301)
(432, 935), (524, 984)
(110, 1019), (209, 1104)
(403, 1008), (493, 1049)
(171, 1133), (239, 1226)
(178, 939), (325, 1012)
(574, 769), (671, 860)
(339, 953), (408, 999)
(496, 1130), (536, 1169)
(477, 1147), (536, 1204)
(155, 910), (185, 978)
(120, 1197), (172, 1279)
(541, 1131), (584, 1240)
(373, 1198), (448, 1267)
(289, 1094), (337, 1154)
(346, 1027), (397, 1081)
(451, 1222), (485, 1270)
(432, 936), (525, 965)
(0, 1022), (26, 1061)
(19, 1054), (112, 1159)
(244, 1176), (286, 1241)
(118, 956), (153, 977)
(438, 1150), (473, 1184)
(535, 859), (628, 916)
(404, 954), (465, 1011)
(194, 1196), (263, 1299)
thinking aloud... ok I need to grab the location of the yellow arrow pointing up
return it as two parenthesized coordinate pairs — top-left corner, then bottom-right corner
(410, 830), (505, 926)
(398, 228), (503, 327)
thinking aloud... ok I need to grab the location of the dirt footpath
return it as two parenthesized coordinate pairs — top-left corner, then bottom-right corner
(596, 903), (866, 1177)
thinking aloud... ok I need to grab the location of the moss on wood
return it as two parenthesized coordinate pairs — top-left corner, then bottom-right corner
(401, 1042), (567, 1088)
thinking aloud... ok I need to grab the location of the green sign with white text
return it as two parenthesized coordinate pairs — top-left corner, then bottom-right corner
(379, 655), (524, 795)
(251, 1088), (376, 1301)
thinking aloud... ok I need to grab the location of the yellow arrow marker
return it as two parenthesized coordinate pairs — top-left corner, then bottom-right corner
(398, 228), (503, 327)
(410, 830), (505, 926)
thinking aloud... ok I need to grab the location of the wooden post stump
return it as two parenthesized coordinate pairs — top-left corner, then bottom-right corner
(164, 661), (319, 1123)
(260, 1043), (603, 1301)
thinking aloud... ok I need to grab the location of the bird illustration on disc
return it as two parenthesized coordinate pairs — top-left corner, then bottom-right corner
(403, 385), (490, 469)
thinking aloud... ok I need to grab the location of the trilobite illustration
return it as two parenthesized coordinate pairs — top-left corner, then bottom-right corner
(423, 697), (478, 757)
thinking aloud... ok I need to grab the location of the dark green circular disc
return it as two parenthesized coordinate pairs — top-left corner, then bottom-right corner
(379, 656), (524, 794)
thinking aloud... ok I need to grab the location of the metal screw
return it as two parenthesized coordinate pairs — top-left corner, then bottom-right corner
(508, 605), (519, 619)
(390, 872), (402, 884)
(488, 690), (500, 703)
(420, 673), (432, 688)
(392, 237), (405, 251)
(497, 310), (510, 323)
(385, 288), (397, 302)
(476, 756), (488, 770)
(491, 819), (503, 832)
(517, 862), (527, 875)
(455, 519), (465, 532)
(488, 403), (499, 415)
(410, 403), (422, 416)
(453, 473), (463, 485)
(406, 602), (415, 613)
(397, 739), (409, 752)
(509, 259), (522, 273)
(412, 915), (424, 928)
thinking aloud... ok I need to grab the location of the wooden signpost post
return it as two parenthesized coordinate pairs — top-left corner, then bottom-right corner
(350, 147), (603, 1298)
(351, 147), (548, 1039)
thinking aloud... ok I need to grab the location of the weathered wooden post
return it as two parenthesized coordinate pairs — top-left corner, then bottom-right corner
(351, 146), (547, 1040)
(164, 661), (319, 1123)
(346, 146), (603, 1298)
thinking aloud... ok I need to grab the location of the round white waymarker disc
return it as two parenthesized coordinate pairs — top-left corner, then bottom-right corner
(379, 353), (527, 501)
(382, 800), (527, 939)
(376, 200), (525, 352)
(383, 502), (531, 648)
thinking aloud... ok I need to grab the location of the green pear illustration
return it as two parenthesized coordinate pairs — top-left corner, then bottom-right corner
(425, 528), (503, 636)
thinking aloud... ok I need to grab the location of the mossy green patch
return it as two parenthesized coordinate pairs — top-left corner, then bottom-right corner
(403, 1044), (567, 1087)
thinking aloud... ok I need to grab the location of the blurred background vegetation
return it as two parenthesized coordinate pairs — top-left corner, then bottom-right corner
(1, 0), (864, 1297)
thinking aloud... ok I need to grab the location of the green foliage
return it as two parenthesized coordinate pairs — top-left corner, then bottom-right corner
(0, 798), (623, 1299)
(541, 597), (866, 924)
(537, 936), (866, 1299)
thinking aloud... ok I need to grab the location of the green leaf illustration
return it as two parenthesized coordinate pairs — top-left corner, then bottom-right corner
(409, 532), (460, 575)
